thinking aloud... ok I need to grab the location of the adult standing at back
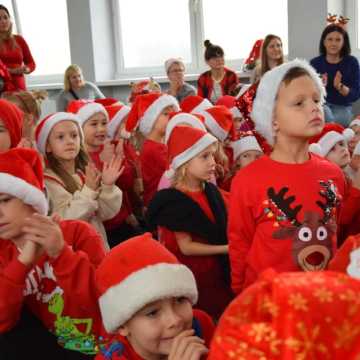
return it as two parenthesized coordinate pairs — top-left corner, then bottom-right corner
(0, 5), (35, 91)
(165, 57), (196, 103)
(310, 19), (360, 126)
(197, 40), (238, 104)
(56, 64), (105, 111)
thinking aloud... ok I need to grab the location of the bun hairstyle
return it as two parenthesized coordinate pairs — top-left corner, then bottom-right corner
(204, 39), (224, 61)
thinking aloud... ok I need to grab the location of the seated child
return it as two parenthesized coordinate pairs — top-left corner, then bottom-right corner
(147, 126), (233, 319)
(209, 269), (360, 359)
(125, 93), (180, 206)
(348, 116), (360, 154)
(35, 111), (123, 249)
(0, 98), (23, 152)
(0, 148), (106, 357)
(216, 95), (245, 135)
(180, 95), (212, 115)
(96, 233), (215, 360)
(229, 59), (347, 294)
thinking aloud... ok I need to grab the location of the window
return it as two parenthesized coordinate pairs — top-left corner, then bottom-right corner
(113, 0), (288, 78)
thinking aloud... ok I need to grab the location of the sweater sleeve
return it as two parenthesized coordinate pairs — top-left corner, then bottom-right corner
(56, 91), (70, 111)
(97, 184), (123, 221)
(15, 35), (35, 73)
(343, 57), (360, 103)
(45, 179), (100, 220)
(0, 257), (30, 333)
(86, 82), (105, 99)
(197, 73), (206, 98)
(228, 172), (256, 294)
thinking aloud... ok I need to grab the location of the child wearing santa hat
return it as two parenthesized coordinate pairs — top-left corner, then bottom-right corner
(95, 233), (215, 360)
(125, 93), (180, 206)
(228, 59), (350, 294)
(216, 95), (245, 134)
(348, 116), (360, 154)
(0, 98), (23, 152)
(209, 269), (360, 359)
(35, 111), (123, 250)
(0, 148), (106, 357)
(180, 95), (212, 114)
(146, 126), (233, 319)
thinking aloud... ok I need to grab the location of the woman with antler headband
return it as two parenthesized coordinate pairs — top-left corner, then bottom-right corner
(311, 17), (360, 127)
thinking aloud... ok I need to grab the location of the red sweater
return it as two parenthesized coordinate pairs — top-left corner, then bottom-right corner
(95, 309), (215, 360)
(89, 141), (137, 229)
(228, 154), (348, 294)
(140, 139), (168, 206)
(0, 35), (36, 91)
(0, 219), (106, 355)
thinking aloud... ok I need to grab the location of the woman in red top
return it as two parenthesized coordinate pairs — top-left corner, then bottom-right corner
(197, 40), (238, 104)
(0, 5), (35, 91)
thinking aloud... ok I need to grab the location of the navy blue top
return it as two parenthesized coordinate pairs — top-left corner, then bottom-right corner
(310, 55), (360, 106)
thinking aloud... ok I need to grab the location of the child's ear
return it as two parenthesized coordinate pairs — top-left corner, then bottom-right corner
(118, 325), (130, 337)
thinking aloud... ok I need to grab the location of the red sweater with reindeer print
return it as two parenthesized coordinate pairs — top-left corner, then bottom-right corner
(228, 153), (350, 294)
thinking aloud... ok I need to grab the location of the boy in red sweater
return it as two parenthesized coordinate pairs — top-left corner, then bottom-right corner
(125, 93), (179, 206)
(228, 59), (348, 294)
(96, 233), (214, 360)
(0, 148), (106, 357)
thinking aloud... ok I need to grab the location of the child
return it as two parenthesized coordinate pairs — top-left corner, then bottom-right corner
(209, 269), (360, 359)
(348, 116), (360, 153)
(125, 93), (180, 206)
(147, 126), (233, 319)
(0, 148), (106, 357)
(180, 95), (212, 114)
(197, 40), (238, 103)
(228, 59), (348, 294)
(216, 95), (244, 134)
(0, 98), (23, 152)
(96, 233), (214, 360)
(128, 78), (162, 104)
(35, 112), (123, 249)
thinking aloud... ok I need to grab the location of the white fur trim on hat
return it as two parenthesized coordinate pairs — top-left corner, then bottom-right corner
(170, 132), (217, 170)
(107, 106), (131, 139)
(353, 141), (360, 155)
(0, 173), (48, 214)
(36, 112), (83, 155)
(191, 98), (212, 114)
(139, 95), (180, 136)
(77, 103), (109, 127)
(231, 136), (262, 160)
(311, 130), (352, 157)
(98, 263), (198, 333)
(201, 111), (228, 141)
(349, 119), (360, 128)
(230, 106), (242, 119)
(252, 59), (326, 146)
(165, 113), (207, 144)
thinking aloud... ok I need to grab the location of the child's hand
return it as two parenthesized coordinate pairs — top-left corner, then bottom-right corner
(17, 138), (33, 149)
(102, 154), (124, 186)
(100, 139), (115, 164)
(85, 162), (101, 190)
(168, 329), (208, 360)
(21, 214), (65, 259)
(115, 139), (125, 158)
(18, 238), (43, 266)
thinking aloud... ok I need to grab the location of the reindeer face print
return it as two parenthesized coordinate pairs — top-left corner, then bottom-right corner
(264, 181), (340, 271)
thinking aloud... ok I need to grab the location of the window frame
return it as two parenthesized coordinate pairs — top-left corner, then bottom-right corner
(345, 0), (360, 58)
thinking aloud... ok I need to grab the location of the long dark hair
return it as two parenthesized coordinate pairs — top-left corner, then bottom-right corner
(260, 34), (284, 77)
(0, 4), (15, 48)
(319, 24), (351, 58)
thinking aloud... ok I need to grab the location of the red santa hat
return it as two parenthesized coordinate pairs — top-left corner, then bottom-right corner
(124, 93), (179, 137)
(167, 126), (217, 176)
(309, 123), (354, 157)
(106, 104), (131, 140)
(128, 78), (162, 104)
(349, 116), (360, 129)
(0, 148), (48, 214)
(35, 112), (84, 155)
(67, 99), (108, 127)
(201, 105), (234, 141)
(180, 95), (212, 114)
(216, 95), (242, 119)
(231, 131), (263, 160)
(252, 59), (326, 146)
(0, 98), (24, 148)
(96, 233), (198, 333)
(94, 98), (120, 107)
(164, 112), (207, 144)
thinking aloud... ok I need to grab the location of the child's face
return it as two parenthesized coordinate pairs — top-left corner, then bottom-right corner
(0, 119), (11, 152)
(46, 121), (81, 160)
(273, 75), (324, 143)
(235, 150), (262, 169)
(233, 117), (243, 131)
(186, 144), (216, 182)
(0, 194), (34, 240)
(153, 106), (176, 137)
(326, 140), (351, 168)
(119, 297), (193, 358)
(82, 112), (108, 149)
(348, 125), (360, 153)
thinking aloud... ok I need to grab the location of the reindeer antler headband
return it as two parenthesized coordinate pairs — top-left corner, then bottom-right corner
(327, 13), (350, 29)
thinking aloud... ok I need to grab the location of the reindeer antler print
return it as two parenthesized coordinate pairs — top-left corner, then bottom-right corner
(316, 180), (340, 224)
(267, 187), (302, 226)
